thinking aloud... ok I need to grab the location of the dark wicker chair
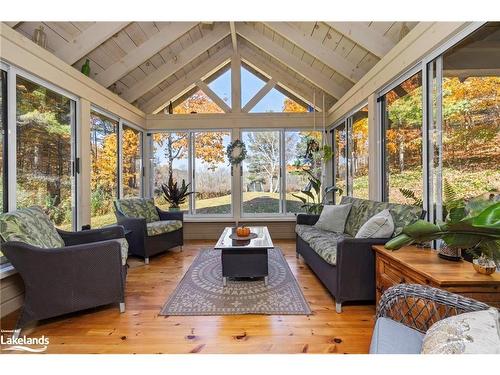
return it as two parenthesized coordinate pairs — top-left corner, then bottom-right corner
(377, 284), (490, 333)
(114, 201), (183, 264)
(1, 225), (128, 340)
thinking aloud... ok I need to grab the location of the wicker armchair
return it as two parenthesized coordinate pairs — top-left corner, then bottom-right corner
(377, 284), (490, 334)
(1, 225), (128, 340)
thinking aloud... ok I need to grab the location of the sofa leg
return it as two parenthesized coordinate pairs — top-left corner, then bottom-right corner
(119, 302), (126, 313)
(144, 257), (149, 265)
(296, 252), (299, 259)
(12, 328), (21, 340)
(335, 302), (342, 313)
(180, 245), (183, 252)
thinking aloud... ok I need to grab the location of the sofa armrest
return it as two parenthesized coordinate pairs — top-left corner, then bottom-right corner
(58, 225), (125, 246)
(157, 207), (184, 222)
(2, 240), (124, 296)
(335, 237), (389, 303)
(296, 214), (320, 226)
(377, 284), (490, 333)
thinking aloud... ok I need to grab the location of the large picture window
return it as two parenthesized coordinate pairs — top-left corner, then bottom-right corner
(0, 69), (7, 266)
(152, 131), (232, 215)
(152, 132), (190, 212)
(0, 69), (6, 214)
(285, 130), (322, 213)
(349, 105), (369, 199)
(382, 71), (423, 204)
(122, 124), (142, 198)
(333, 122), (347, 199)
(16, 76), (76, 230)
(241, 130), (281, 215)
(90, 110), (118, 227)
(194, 131), (231, 215)
(432, 22), (500, 220)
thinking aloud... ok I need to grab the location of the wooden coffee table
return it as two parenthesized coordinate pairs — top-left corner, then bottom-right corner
(214, 226), (274, 286)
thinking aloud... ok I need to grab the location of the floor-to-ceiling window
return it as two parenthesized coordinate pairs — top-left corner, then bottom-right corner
(430, 22), (500, 221)
(16, 75), (76, 230)
(193, 131), (231, 215)
(333, 121), (347, 200)
(381, 71), (423, 204)
(122, 124), (142, 198)
(90, 110), (118, 227)
(241, 130), (281, 215)
(152, 132), (190, 212)
(0, 69), (7, 266)
(349, 105), (369, 199)
(151, 130), (232, 215)
(285, 130), (322, 213)
(0, 69), (6, 214)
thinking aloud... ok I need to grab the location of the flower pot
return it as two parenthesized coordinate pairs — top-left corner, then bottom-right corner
(472, 257), (497, 275)
(438, 245), (462, 261)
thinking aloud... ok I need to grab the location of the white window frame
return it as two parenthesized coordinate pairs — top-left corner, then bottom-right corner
(149, 129), (234, 219)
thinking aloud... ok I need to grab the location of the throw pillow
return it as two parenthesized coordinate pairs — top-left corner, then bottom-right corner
(355, 209), (394, 238)
(314, 204), (352, 233)
(421, 308), (500, 354)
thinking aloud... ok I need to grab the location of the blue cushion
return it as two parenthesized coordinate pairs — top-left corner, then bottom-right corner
(369, 317), (425, 354)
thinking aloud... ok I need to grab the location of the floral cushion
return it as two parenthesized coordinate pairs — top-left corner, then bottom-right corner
(115, 198), (160, 223)
(295, 224), (350, 265)
(340, 196), (423, 238)
(0, 206), (65, 248)
(114, 238), (129, 266)
(146, 220), (183, 237)
(421, 308), (500, 354)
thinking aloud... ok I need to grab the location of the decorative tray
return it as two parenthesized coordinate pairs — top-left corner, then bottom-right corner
(229, 232), (258, 241)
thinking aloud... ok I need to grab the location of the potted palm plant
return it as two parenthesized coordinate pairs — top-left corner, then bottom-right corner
(161, 172), (193, 212)
(385, 194), (500, 274)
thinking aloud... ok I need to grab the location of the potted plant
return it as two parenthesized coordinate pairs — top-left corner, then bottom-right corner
(292, 169), (342, 214)
(385, 194), (500, 274)
(161, 172), (193, 212)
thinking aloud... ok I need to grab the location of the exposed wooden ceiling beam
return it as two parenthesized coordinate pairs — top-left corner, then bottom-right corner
(229, 22), (238, 53)
(96, 22), (198, 88)
(239, 45), (331, 111)
(264, 22), (366, 83)
(54, 22), (130, 65)
(196, 80), (231, 113)
(236, 23), (346, 99)
(325, 22), (395, 58)
(121, 24), (230, 103)
(142, 47), (232, 114)
(4, 22), (21, 28)
(241, 79), (275, 113)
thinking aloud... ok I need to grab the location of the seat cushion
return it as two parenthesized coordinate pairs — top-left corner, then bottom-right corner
(114, 238), (129, 266)
(146, 220), (183, 237)
(115, 198), (160, 223)
(295, 224), (350, 265)
(341, 196), (423, 237)
(370, 317), (425, 354)
(421, 308), (500, 354)
(0, 206), (65, 248)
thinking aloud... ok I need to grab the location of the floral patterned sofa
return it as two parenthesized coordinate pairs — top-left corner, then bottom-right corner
(114, 198), (183, 264)
(296, 196), (424, 313)
(0, 206), (128, 337)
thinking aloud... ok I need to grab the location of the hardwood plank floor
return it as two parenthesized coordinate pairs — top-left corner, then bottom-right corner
(0, 240), (375, 354)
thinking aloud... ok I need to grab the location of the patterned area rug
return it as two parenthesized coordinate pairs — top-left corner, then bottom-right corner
(160, 248), (311, 316)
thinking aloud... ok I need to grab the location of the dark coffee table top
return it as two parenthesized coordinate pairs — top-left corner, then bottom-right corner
(214, 226), (274, 250)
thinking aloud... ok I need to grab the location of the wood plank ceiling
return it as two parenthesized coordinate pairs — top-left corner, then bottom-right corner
(9, 21), (418, 114)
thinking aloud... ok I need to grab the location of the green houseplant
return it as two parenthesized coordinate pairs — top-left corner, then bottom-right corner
(385, 194), (500, 272)
(161, 173), (193, 211)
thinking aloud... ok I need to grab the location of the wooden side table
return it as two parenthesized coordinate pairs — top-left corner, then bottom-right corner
(372, 245), (500, 307)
